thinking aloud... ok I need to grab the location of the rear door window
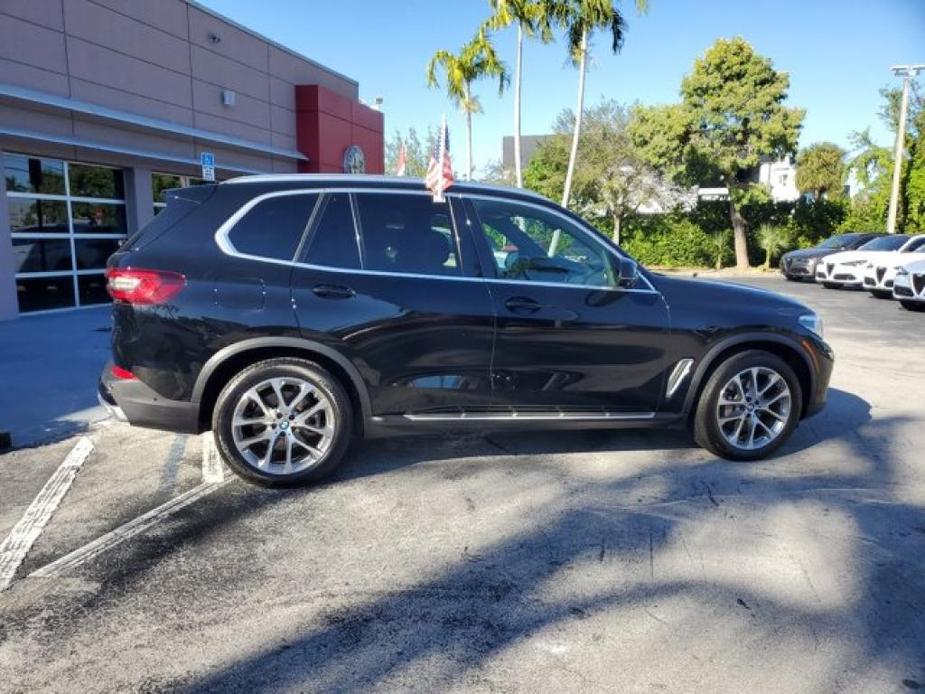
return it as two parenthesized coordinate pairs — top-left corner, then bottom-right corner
(302, 192), (361, 269)
(228, 193), (319, 261)
(354, 193), (460, 276)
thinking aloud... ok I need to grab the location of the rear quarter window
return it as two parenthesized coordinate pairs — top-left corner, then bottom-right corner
(228, 193), (319, 261)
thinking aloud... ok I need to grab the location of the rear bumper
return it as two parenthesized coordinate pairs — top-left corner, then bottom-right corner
(99, 361), (200, 434)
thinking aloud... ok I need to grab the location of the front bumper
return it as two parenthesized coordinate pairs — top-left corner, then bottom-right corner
(782, 258), (817, 279)
(99, 361), (200, 433)
(803, 335), (834, 418)
(893, 272), (925, 301)
(816, 263), (864, 285)
(862, 265), (899, 291)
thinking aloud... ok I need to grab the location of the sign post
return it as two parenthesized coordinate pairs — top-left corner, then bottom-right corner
(200, 152), (215, 182)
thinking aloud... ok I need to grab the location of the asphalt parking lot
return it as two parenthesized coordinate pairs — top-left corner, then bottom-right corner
(1, 275), (924, 693)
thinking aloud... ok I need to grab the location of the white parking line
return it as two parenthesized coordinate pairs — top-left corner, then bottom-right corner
(0, 436), (94, 591)
(30, 479), (229, 579)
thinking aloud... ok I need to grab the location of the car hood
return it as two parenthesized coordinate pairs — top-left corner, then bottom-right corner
(652, 273), (810, 322)
(822, 249), (899, 264)
(783, 247), (836, 261)
(898, 256), (925, 272)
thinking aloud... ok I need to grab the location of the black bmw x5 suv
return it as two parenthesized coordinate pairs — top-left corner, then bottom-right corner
(100, 175), (832, 486)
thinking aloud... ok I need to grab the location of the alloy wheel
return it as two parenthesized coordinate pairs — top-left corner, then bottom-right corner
(231, 376), (335, 474)
(715, 366), (792, 451)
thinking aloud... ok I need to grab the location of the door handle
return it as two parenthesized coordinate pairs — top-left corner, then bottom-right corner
(312, 284), (355, 299)
(504, 296), (541, 313)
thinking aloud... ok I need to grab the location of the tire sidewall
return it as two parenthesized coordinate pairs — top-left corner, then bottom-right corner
(213, 359), (353, 486)
(695, 350), (802, 462)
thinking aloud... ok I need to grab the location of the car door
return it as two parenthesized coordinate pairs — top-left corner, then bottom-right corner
(289, 189), (495, 416)
(464, 195), (672, 414)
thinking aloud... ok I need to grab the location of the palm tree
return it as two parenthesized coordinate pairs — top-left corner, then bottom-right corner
(427, 29), (509, 180)
(487, 1), (556, 188)
(557, 0), (646, 208)
(757, 224), (790, 270)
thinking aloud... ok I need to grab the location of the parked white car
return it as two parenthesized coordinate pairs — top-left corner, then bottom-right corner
(815, 234), (912, 288)
(893, 256), (925, 311)
(862, 234), (925, 298)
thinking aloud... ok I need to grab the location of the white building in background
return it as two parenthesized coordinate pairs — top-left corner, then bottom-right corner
(757, 157), (800, 202)
(696, 156), (801, 203)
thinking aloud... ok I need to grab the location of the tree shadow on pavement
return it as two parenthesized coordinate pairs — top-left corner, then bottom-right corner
(4, 387), (924, 692)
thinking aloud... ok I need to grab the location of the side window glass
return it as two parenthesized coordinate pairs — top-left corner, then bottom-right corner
(354, 193), (460, 276)
(229, 193), (318, 261)
(303, 193), (360, 269)
(471, 199), (616, 288)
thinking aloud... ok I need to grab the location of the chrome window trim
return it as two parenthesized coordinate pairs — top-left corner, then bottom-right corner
(212, 187), (660, 294)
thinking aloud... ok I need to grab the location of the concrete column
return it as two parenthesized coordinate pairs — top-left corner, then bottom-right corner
(0, 147), (20, 321)
(124, 166), (154, 235)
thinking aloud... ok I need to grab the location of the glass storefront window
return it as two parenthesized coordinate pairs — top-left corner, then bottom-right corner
(2, 153), (66, 195)
(71, 202), (127, 235)
(12, 238), (73, 274)
(16, 276), (76, 312)
(74, 238), (122, 270)
(68, 163), (125, 199)
(4, 152), (128, 313)
(77, 273), (109, 306)
(7, 198), (68, 233)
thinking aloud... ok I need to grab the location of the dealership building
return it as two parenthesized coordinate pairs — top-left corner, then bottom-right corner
(0, 0), (384, 319)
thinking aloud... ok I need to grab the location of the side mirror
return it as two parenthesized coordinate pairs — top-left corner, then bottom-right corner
(617, 257), (638, 287)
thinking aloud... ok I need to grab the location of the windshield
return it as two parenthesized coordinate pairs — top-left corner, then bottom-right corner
(859, 235), (909, 251)
(902, 237), (925, 253)
(819, 234), (852, 249)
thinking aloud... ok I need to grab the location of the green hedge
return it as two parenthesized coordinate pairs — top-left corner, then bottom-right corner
(603, 198), (848, 268)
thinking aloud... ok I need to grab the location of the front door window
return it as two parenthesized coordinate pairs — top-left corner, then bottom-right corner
(471, 198), (617, 288)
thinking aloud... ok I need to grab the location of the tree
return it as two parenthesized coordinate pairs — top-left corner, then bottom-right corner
(795, 142), (846, 199)
(426, 28), (509, 180)
(557, 0), (646, 209)
(384, 127), (436, 177)
(630, 38), (805, 269)
(524, 101), (684, 243)
(487, 1), (556, 188)
(756, 224), (789, 270)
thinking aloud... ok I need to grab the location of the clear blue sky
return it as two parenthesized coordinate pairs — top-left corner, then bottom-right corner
(201, 0), (925, 173)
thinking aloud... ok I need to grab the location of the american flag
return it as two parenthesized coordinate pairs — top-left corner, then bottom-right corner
(425, 115), (454, 202)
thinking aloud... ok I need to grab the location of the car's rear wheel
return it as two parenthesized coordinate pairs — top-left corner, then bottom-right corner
(694, 351), (802, 461)
(900, 299), (925, 312)
(213, 358), (353, 486)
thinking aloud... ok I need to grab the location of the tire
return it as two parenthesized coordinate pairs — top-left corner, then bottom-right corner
(822, 282), (840, 289)
(871, 289), (893, 299)
(693, 350), (802, 462)
(900, 300), (925, 312)
(784, 274), (799, 282)
(212, 357), (354, 487)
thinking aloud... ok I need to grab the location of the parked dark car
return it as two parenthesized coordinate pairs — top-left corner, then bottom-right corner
(100, 176), (833, 486)
(780, 232), (882, 281)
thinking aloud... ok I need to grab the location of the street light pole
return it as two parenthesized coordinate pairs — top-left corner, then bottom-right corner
(886, 64), (925, 233)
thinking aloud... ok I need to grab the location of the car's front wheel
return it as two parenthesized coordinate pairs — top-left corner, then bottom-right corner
(693, 351), (802, 461)
(213, 358), (353, 486)
(870, 289), (893, 299)
(900, 299), (925, 312)
(822, 282), (840, 289)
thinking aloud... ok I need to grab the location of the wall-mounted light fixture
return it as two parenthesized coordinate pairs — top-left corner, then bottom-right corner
(208, 32), (221, 44)
(222, 89), (236, 107)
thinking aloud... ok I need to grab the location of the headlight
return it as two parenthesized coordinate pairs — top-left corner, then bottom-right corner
(799, 313), (824, 338)
(896, 268), (909, 277)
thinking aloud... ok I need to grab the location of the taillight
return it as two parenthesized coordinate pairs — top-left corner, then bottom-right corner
(105, 267), (185, 305)
(111, 365), (137, 380)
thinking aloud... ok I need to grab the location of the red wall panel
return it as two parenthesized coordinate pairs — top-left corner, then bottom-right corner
(295, 84), (384, 174)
